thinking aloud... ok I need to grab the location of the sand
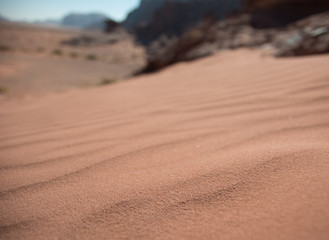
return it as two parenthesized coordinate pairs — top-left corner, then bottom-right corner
(0, 21), (145, 97)
(0, 49), (329, 239)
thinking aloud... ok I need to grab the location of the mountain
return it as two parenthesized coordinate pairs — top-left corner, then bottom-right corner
(123, 0), (240, 29)
(61, 13), (109, 29)
(128, 0), (241, 44)
(122, 0), (167, 28)
(0, 14), (8, 21)
(244, 0), (329, 28)
(29, 13), (110, 29)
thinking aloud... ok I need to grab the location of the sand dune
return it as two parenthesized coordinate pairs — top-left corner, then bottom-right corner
(0, 49), (329, 239)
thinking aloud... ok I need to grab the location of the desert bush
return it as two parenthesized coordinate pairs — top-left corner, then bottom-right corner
(36, 47), (45, 52)
(86, 54), (97, 61)
(70, 52), (78, 58)
(0, 87), (8, 94)
(99, 78), (118, 85)
(52, 49), (63, 55)
(0, 45), (12, 52)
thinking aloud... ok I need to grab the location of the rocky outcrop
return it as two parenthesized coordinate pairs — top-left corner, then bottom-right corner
(104, 19), (120, 33)
(244, 0), (329, 28)
(122, 0), (167, 28)
(125, 0), (329, 73)
(140, 12), (329, 73)
(274, 13), (329, 56)
(124, 0), (241, 45)
(141, 15), (266, 73)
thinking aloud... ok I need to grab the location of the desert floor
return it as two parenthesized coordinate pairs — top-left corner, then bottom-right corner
(0, 22), (145, 97)
(0, 49), (329, 239)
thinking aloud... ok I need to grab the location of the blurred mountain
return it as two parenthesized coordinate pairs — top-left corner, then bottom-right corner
(61, 13), (109, 29)
(244, 0), (329, 28)
(123, 0), (240, 29)
(122, 0), (167, 28)
(28, 13), (110, 29)
(0, 14), (8, 21)
(125, 0), (241, 44)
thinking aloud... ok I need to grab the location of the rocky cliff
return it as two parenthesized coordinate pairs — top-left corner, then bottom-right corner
(244, 0), (329, 28)
(125, 0), (241, 44)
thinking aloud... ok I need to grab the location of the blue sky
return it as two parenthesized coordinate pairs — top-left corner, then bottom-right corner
(0, 0), (140, 22)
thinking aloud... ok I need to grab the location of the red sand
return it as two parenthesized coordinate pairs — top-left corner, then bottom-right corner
(0, 50), (329, 239)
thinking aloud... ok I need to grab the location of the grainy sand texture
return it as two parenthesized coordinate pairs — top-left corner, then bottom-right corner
(0, 50), (329, 239)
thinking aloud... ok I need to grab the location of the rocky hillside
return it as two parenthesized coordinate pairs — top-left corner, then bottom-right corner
(123, 0), (203, 28)
(244, 0), (329, 28)
(141, 11), (329, 73)
(132, 0), (329, 73)
(125, 0), (241, 45)
(122, 0), (167, 28)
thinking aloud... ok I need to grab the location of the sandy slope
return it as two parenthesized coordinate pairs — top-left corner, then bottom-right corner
(0, 49), (329, 239)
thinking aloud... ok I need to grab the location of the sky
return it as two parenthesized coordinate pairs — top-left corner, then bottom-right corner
(0, 0), (140, 22)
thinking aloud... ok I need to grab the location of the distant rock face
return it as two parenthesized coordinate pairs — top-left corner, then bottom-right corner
(104, 19), (120, 33)
(123, 0), (198, 28)
(125, 0), (241, 45)
(122, 0), (167, 28)
(61, 13), (109, 29)
(244, 0), (329, 28)
(124, 0), (329, 32)
(0, 14), (7, 21)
